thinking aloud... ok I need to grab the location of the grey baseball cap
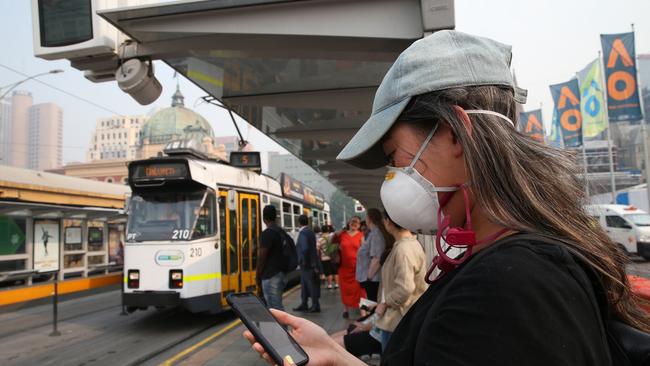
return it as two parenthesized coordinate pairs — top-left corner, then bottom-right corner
(336, 30), (527, 169)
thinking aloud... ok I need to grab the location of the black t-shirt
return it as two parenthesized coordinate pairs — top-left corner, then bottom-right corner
(381, 235), (611, 366)
(260, 223), (284, 280)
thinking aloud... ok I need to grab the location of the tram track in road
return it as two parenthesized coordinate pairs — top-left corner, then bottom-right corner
(123, 312), (238, 366)
(153, 285), (302, 366)
(0, 289), (122, 340)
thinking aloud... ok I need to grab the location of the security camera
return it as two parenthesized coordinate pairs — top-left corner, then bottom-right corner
(115, 58), (162, 105)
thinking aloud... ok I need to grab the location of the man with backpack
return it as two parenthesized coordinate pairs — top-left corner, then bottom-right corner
(257, 205), (294, 310)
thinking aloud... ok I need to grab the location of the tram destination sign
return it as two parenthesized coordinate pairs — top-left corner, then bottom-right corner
(130, 162), (190, 181)
(230, 151), (262, 173)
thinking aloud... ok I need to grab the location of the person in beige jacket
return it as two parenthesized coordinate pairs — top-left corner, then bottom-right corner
(375, 210), (427, 351)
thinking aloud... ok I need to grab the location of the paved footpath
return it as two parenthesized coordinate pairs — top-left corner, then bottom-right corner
(153, 285), (362, 366)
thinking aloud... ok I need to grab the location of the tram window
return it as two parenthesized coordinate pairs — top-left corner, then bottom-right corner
(282, 202), (292, 231)
(242, 198), (250, 270)
(126, 191), (204, 242)
(219, 196), (227, 274)
(293, 204), (301, 230)
(193, 192), (216, 240)
(229, 205), (238, 274)
(251, 199), (258, 269)
(1, 217), (27, 255)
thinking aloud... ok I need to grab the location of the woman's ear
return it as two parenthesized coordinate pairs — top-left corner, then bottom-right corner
(452, 105), (472, 138)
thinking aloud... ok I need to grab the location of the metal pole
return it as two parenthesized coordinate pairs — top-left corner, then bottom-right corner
(582, 143), (590, 197)
(49, 272), (61, 336)
(597, 52), (618, 203)
(631, 24), (650, 211)
(0, 70), (63, 99)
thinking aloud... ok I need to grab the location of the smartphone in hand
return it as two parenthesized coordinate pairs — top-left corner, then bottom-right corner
(227, 293), (309, 366)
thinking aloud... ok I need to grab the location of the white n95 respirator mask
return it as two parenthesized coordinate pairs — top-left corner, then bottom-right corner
(379, 110), (514, 234)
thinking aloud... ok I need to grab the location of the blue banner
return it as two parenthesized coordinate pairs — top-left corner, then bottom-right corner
(519, 109), (544, 143)
(547, 109), (563, 148)
(550, 79), (583, 148)
(600, 32), (643, 122)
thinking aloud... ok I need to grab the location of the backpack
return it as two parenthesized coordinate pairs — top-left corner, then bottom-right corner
(484, 233), (650, 366)
(271, 226), (298, 273)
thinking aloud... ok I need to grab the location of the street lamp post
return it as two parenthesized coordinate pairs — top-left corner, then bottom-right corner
(0, 69), (64, 99)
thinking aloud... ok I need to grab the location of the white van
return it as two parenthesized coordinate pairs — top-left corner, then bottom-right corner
(585, 204), (650, 260)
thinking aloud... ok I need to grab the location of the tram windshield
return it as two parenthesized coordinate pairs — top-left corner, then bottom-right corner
(126, 189), (208, 242)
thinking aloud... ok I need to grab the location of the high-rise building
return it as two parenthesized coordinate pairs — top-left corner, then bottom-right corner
(639, 54), (650, 92)
(86, 115), (147, 161)
(28, 103), (63, 170)
(0, 98), (10, 165)
(9, 91), (33, 168)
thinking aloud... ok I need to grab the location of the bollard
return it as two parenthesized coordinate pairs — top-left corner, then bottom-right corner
(49, 272), (61, 336)
(120, 275), (128, 316)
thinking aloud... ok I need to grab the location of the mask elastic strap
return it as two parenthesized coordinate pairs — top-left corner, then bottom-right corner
(465, 110), (515, 128)
(408, 124), (438, 169)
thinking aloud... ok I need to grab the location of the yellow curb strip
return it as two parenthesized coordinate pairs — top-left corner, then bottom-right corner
(160, 285), (301, 366)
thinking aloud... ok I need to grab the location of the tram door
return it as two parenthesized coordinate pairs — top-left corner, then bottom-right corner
(239, 193), (260, 293)
(219, 191), (240, 306)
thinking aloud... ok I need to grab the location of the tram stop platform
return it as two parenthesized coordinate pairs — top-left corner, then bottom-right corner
(164, 285), (379, 366)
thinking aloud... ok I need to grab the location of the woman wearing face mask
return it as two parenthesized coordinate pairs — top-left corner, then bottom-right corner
(244, 30), (650, 366)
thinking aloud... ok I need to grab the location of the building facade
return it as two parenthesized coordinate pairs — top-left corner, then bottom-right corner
(0, 91), (64, 170)
(56, 86), (226, 183)
(9, 91), (33, 169)
(0, 98), (10, 164)
(267, 151), (337, 200)
(137, 86), (226, 160)
(28, 103), (63, 171)
(86, 114), (147, 161)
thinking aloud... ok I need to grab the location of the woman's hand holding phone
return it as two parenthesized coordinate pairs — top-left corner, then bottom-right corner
(243, 309), (364, 366)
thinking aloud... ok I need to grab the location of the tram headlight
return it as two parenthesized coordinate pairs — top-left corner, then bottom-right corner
(169, 270), (183, 289)
(127, 270), (140, 289)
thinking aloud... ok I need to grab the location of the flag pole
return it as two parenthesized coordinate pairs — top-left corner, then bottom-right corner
(597, 52), (617, 203)
(577, 73), (591, 198)
(632, 23), (650, 211)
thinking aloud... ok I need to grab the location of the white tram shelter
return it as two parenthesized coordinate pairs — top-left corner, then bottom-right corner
(30, 0), (456, 209)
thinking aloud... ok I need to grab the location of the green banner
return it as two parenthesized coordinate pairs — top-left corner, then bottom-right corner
(578, 59), (607, 138)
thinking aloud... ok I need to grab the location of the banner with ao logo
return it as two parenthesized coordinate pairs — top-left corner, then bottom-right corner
(600, 32), (643, 122)
(578, 59), (607, 139)
(550, 79), (583, 148)
(519, 109), (544, 143)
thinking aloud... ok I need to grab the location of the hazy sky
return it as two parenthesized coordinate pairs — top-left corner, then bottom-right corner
(1, 0), (649, 164)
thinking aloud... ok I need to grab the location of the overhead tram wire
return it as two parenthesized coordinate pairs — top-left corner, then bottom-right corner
(0, 63), (125, 117)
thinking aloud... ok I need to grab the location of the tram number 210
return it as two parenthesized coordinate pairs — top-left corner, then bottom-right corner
(172, 229), (191, 240)
(190, 247), (203, 257)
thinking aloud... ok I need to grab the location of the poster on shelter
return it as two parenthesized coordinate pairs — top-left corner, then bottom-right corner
(34, 221), (60, 272)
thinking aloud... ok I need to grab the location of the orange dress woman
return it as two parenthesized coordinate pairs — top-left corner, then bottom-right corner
(337, 217), (366, 318)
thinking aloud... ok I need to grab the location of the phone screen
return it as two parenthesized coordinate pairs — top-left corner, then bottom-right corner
(229, 294), (308, 365)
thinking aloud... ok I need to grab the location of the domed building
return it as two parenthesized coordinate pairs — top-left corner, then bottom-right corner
(137, 85), (226, 160)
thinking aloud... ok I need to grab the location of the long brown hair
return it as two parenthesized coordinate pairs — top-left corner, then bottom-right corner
(399, 86), (650, 332)
(366, 208), (394, 253)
